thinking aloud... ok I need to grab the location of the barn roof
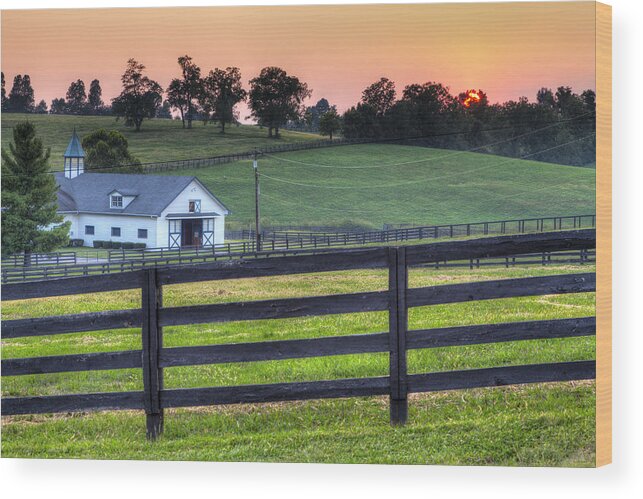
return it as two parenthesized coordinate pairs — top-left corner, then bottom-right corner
(54, 172), (229, 217)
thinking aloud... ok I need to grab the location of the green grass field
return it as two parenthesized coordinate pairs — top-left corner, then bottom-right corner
(1, 113), (319, 166)
(1, 264), (596, 465)
(1, 114), (595, 230)
(157, 143), (596, 229)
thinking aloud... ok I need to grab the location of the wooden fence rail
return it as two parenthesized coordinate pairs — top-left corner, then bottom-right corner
(1, 230), (597, 439)
(1, 246), (595, 284)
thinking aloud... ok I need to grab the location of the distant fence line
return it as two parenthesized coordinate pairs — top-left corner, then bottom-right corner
(1, 244), (594, 284)
(0, 230), (597, 438)
(139, 137), (371, 173)
(226, 214), (596, 242)
(1, 214), (596, 282)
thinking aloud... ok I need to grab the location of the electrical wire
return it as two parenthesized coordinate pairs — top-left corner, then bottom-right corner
(261, 113), (595, 169)
(257, 133), (596, 190)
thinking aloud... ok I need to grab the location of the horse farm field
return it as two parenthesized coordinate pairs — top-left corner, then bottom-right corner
(157, 144), (597, 229)
(0, 113), (319, 165)
(1, 264), (596, 465)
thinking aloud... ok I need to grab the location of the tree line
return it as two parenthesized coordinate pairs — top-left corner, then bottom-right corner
(2, 60), (595, 165)
(333, 77), (596, 166)
(1, 57), (311, 138)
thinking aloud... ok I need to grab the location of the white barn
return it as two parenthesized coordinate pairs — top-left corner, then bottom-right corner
(55, 131), (229, 249)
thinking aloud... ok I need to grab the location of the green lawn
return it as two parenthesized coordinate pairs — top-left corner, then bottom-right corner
(1, 264), (596, 465)
(157, 143), (596, 229)
(1, 113), (320, 166)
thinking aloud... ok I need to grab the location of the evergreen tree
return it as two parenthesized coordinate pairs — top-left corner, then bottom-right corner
(1, 122), (70, 263)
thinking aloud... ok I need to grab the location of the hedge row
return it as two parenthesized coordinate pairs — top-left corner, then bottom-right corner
(93, 240), (147, 249)
(67, 239), (84, 247)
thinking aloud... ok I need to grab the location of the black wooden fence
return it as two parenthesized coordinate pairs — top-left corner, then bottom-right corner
(1, 245), (594, 284)
(1, 251), (77, 267)
(1, 230), (596, 438)
(138, 137), (371, 173)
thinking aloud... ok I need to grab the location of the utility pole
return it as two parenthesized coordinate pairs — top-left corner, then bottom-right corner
(253, 149), (261, 252)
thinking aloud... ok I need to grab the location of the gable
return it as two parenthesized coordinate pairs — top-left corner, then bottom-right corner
(160, 179), (230, 217)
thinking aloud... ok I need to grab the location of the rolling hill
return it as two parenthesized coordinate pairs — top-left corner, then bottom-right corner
(1, 113), (319, 166)
(157, 143), (596, 228)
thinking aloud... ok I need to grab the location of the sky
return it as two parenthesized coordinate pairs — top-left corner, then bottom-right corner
(1, 2), (596, 119)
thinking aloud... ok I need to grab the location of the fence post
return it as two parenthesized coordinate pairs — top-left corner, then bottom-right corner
(388, 246), (408, 425)
(142, 268), (164, 440)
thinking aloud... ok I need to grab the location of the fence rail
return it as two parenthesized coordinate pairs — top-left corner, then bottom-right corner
(139, 137), (371, 173)
(1, 247), (594, 284)
(1, 230), (597, 438)
(1, 251), (77, 267)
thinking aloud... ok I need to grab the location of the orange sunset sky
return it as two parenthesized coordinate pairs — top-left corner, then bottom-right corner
(1, 2), (596, 117)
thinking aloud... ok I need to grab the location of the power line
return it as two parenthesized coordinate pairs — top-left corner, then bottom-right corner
(2, 113), (594, 177)
(262, 113), (595, 169)
(258, 134), (595, 190)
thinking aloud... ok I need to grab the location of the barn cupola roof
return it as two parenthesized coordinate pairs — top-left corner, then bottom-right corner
(63, 128), (85, 179)
(64, 128), (85, 158)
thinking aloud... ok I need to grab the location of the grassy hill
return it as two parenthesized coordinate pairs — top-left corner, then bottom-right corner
(1, 113), (320, 167)
(158, 143), (596, 228)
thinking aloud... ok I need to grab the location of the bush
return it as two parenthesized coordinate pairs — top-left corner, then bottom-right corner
(67, 238), (84, 247)
(133, 243), (147, 249)
(93, 240), (104, 248)
(122, 242), (135, 249)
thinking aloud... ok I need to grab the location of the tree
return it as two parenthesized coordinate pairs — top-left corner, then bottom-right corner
(536, 87), (555, 108)
(398, 81), (460, 142)
(166, 79), (188, 128)
(1, 122), (70, 264)
(82, 129), (142, 172)
(319, 108), (342, 140)
(88, 79), (105, 114)
(111, 59), (162, 132)
(34, 100), (48, 114)
(166, 55), (202, 129)
(65, 79), (87, 114)
(156, 100), (173, 119)
(249, 66), (311, 138)
(7, 74), (35, 113)
(342, 103), (380, 139)
(50, 98), (67, 115)
(202, 67), (247, 133)
(361, 77), (396, 116)
(1, 72), (7, 111)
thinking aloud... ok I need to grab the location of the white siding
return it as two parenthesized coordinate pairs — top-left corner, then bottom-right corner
(75, 213), (158, 248)
(159, 179), (228, 247)
(160, 180), (228, 217)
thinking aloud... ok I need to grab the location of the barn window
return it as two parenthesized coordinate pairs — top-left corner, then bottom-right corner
(138, 229), (148, 239)
(111, 227), (121, 237)
(85, 225), (95, 235)
(189, 199), (201, 213)
(111, 195), (123, 208)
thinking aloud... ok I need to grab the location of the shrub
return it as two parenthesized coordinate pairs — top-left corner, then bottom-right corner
(122, 242), (135, 249)
(67, 238), (84, 247)
(93, 240), (104, 248)
(133, 243), (147, 249)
